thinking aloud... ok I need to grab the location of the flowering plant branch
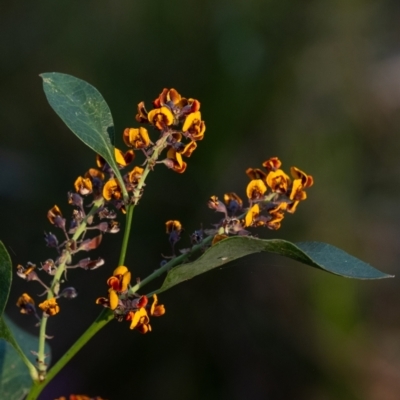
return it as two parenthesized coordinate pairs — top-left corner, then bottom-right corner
(0, 73), (392, 400)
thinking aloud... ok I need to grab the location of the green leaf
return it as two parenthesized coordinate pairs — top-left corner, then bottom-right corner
(0, 316), (50, 399)
(40, 72), (128, 200)
(159, 236), (393, 293)
(0, 242), (12, 319)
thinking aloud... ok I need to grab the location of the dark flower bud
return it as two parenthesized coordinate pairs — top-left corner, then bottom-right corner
(58, 287), (78, 299)
(44, 232), (58, 248)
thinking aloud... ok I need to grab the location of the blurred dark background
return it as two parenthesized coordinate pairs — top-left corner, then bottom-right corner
(1, 1), (400, 399)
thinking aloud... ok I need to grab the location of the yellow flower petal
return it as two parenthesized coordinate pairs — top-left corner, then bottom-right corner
(108, 289), (119, 310)
(246, 179), (267, 200)
(266, 170), (290, 193)
(129, 307), (148, 330)
(113, 266), (128, 276)
(245, 204), (260, 227)
(148, 107), (174, 127)
(182, 111), (201, 131)
(120, 271), (131, 292)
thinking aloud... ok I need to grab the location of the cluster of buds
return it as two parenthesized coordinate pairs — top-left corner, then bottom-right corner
(207, 157), (313, 238)
(16, 188), (117, 319)
(96, 266), (165, 334)
(76, 88), (207, 211)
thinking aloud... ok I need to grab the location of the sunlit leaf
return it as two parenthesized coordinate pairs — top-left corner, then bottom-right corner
(40, 72), (128, 200)
(0, 242), (12, 319)
(0, 316), (50, 400)
(159, 236), (392, 293)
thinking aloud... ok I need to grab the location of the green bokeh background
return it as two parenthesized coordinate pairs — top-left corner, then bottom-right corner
(1, 1), (400, 399)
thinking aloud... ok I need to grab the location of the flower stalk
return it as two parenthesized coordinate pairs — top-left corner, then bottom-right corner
(36, 198), (104, 380)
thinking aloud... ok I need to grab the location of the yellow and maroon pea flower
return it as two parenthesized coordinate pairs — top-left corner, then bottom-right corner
(123, 127), (151, 149)
(223, 192), (243, 214)
(150, 294), (165, 317)
(102, 266), (131, 310)
(153, 88), (183, 109)
(287, 167), (313, 213)
(244, 203), (261, 227)
(154, 88), (186, 119)
(16, 263), (37, 281)
(165, 220), (182, 233)
(290, 167), (314, 188)
(148, 106), (174, 130)
(153, 88), (171, 107)
(136, 101), (149, 123)
(177, 141), (197, 157)
(262, 157), (282, 171)
(245, 168), (267, 181)
(16, 293), (36, 315)
(96, 148), (135, 170)
(166, 220), (182, 247)
(84, 168), (105, 197)
(107, 265), (131, 292)
(126, 307), (151, 333)
(164, 148), (187, 173)
(266, 169), (290, 194)
(39, 297), (60, 316)
(246, 179), (267, 201)
(266, 203), (286, 230)
(102, 178), (123, 201)
(47, 205), (66, 229)
(85, 168), (105, 181)
(153, 88), (200, 119)
(289, 179), (308, 202)
(182, 111), (205, 141)
(128, 166), (144, 185)
(208, 195), (227, 214)
(74, 176), (93, 196)
(115, 148), (135, 167)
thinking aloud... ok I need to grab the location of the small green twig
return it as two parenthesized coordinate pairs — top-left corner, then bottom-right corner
(25, 309), (114, 400)
(118, 205), (134, 266)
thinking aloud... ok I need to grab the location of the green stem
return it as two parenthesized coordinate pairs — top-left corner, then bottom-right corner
(118, 205), (134, 266)
(131, 235), (214, 294)
(26, 309), (114, 400)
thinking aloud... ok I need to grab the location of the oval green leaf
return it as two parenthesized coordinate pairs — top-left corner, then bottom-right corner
(40, 72), (128, 200)
(0, 242), (12, 319)
(0, 315), (51, 399)
(159, 236), (393, 293)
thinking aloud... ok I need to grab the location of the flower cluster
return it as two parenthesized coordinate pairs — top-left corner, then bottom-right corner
(73, 88), (205, 215)
(207, 157), (313, 238)
(134, 88), (205, 174)
(244, 157), (313, 229)
(158, 157), (313, 256)
(96, 266), (165, 333)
